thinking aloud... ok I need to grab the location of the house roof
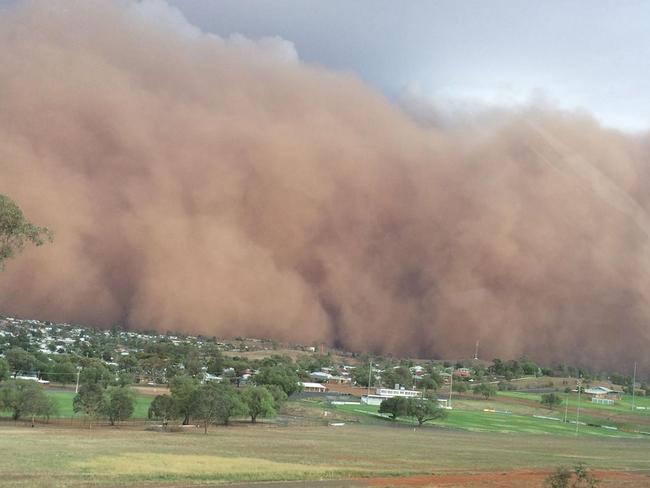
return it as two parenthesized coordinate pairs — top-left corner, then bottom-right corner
(302, 382), (327, 389)
(584, 386), (619, 394)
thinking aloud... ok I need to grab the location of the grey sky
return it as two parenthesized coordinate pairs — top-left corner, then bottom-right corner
(168, 0), (650, 132)
(0, 0), (645, 131)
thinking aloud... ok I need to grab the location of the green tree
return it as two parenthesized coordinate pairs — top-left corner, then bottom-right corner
(169, 375), (200, 425)
(473, 383), (497, 400)
(254, 363), (302, 396)
(102, 386), (135, 426)
(49, 361), (77, 385)
(148, 395), (177, 429)
(266, 384), (288, 410)
(0, 380), (56, 424)
(183, 347), (203, 378)
(418, 375), (438, 391)
(381, 366), (413, 389)
(206, 350), (225, 375)
(116, 371), (135, 387)
(352, 364), (376, 387)
(194, 383), (245, 432)
(5, 347), (36, 376)
(406, 397), (448, 426)
(78, 364), (112, 388)
(0, 358), (9, 381)
(378, 396), (409, 420)
(0, 194), (52, 269)
(454, 381), (468, 393)
(241, 385), (276, 423)
(73, 382), (105, 428)
(541, 392), (563, 410)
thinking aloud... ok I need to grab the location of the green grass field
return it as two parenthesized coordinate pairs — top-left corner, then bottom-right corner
(328, 396), (650, 438)
(0, 389), (153, 419)
(0, 423), (648, 487)
(501, 390), (650, 414)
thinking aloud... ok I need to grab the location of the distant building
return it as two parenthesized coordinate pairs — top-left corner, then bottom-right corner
(361, 387), (422, 406)
(14, 375), (49, 384)
(310, 371), (332, 382)
(301, 382), (328, 393)
(584, 386), (622, 405)
(454, 368), (471, 377)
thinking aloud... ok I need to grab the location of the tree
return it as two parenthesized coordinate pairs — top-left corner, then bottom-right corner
(194, 383), (245, 433)
(454, 381), (468, 393)
(73, 382), (105, 428)
(378, 396), (409, 420)
(169, 375), (200, 425)
(266, 384), (288, 410)
(206, 350), (225, 375)
(418, 375), (438, 391)
(473, 383), (497, 400)
(49, 361), (77, 385)
(254, 363), (302, 396)
(241, 385), (276, 423)
(0, 194), (52, 269)
(0, 380), (57, 424)
(352, 364), (376, 387)
(381, 366), (413, 389)
(102, 386), (135, 426)
(183, 347), (203, 378)
(5, 347), (36, 377)
(148, 395), (177, 429)
(78, 364), (112, 388)
(406, 397), (448, 426)
(541, 392), (563, 410)
(0, 358), (9, 382)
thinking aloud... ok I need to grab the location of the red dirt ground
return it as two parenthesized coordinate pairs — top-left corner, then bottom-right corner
(361, 470), (650, 487)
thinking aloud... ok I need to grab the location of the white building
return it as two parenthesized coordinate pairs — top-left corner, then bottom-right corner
(361, 387), (422, 406)
(301, 382), (328, 393)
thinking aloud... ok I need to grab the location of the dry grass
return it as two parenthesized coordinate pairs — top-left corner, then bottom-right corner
(0, 423), (648, 487)
(76, 453), (342, 480)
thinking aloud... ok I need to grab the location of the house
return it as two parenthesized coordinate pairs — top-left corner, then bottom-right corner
(454, 368), (471, 377)
(326, 375), (352, 385)
(309, 371), (332, 382)
(203, 372), (222, 383)
(584, 386), (622, 405)
(301, 382), (328, 393)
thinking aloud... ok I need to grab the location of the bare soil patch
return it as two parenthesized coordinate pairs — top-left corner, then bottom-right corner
(362, 470), (650, 487)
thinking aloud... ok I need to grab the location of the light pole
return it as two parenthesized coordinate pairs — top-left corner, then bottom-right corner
(367, 358), (372, 399)
(575, 377), (582, 435)
(75, 367), (81, 394)
(448, 371), (453, 409)
(632, 361), (637, 411)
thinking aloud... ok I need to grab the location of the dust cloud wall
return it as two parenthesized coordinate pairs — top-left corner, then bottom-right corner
(1, 0), (649, 370)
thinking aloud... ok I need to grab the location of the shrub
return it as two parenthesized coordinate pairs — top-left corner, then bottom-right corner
(544, 463), (599, 488)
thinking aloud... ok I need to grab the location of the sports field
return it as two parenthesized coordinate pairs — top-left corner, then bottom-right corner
(327, 395), (650, 438)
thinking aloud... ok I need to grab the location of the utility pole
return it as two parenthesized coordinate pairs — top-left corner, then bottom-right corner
(75, 367), (81, 394)
(575, 377), (582, 435)
(448, 371), (454, 409)
(367, 358), (372, 399)
(632, 361), (637, 411)
(564, 390), (569, 423)
(473, 340), (479, 360)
